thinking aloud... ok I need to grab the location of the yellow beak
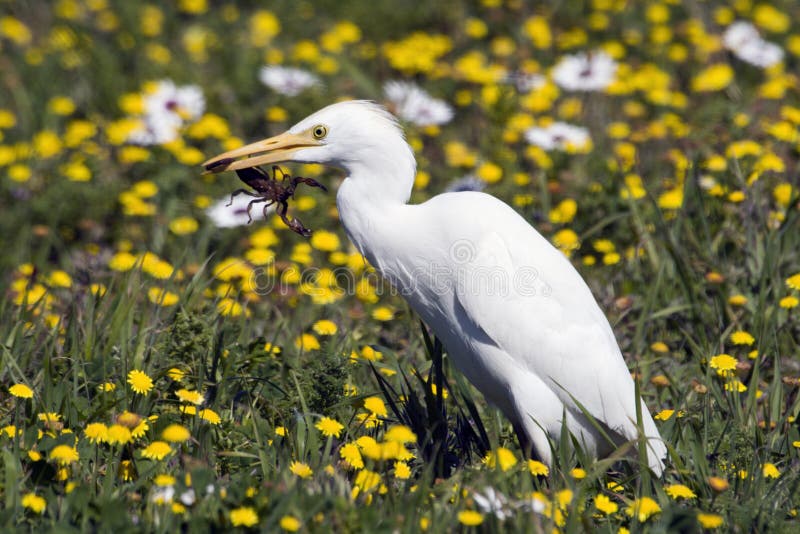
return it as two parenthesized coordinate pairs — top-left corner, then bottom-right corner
(202, 131), (320, 173)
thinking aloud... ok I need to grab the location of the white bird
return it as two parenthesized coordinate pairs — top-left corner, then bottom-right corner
(203, 100), (667, 474)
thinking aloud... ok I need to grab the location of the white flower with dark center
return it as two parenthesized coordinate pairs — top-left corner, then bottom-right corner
(205, 193), (272, 228)
(384, 81), (454, 127)
(259, 66), (320, 96)
(551, 50), (616, 91)
(128, 80), (205, 145)
(723, 21), (784, 68)
(524, 122), (591, 152)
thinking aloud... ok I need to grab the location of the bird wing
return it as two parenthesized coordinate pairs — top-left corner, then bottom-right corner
(452, 225), (649, 444)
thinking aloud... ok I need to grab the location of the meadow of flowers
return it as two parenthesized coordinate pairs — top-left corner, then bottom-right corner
(2, 0), (800, 531)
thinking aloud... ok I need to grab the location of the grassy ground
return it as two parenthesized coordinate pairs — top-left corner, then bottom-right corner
(1, 0), (800, 531)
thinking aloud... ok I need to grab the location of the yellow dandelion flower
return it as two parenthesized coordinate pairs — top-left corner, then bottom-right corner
(570, 467), (586, 479)
(21, 493), (46, 514)
(312, 319), (338, 336)
(363, 396), (388, 417)
(691, 63), (733, 92)
(84, 423), (108, 444)
(730, 330), (755, 346)
(310, 230), (340, 251)
(315, 417), (344, 438)
(98, 382), (116, 392)
(707, 476), (729, 492)
(625, 496), (661, 522)
(665, 484), (696, 500)
(340, 443), (364, 469)
(654, 409), (675, 421)
(9, 383), (33, 399)
(384, 425), (417, 443)
(168, 216), (199, 235)
(107, 424), (133, 446)
(147, 287), (179, 306)
(371, 306), (394, 321)
(354, 468), (381, 492)
(127, 369), (154, 394)
(786, 273), (800, 291)
(290, 460), (313, 479)
(275, 426), (288, 437)
(154, 474), (176, 486)
(457, 510), (484, 526)
(230, 506), (259, 527)
(482, 447), (517, 472)
(217, 298), (245, 317)
(167, 368), (185, 382)
(528, 460), (549, 476)
(142, 441), (172, 460)
(198, 408), (221, 425)
(607, 481), (624, 492)
(118, 459), (137, 481)
(697, 512), (724, 529)
(279, 515), (301, 532)
(594, 493), (618, 515)
(709, 354), (738, 377)
(162, 424), (191, 443)
(175, 389), (204, 405)
(394, 461), (411, 479)
(780, 296), (799, 309)
(294, 333), (320, 351)
(49, 444), (79, 465)
(763, 463), (780, 479)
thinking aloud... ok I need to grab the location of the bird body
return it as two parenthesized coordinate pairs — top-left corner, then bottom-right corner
(203, 100), (667, 474)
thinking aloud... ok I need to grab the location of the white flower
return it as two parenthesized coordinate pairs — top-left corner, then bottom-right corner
(524, 122), (591, 152)
(127, 80), (205, 145)
(384, 81), (454, 127)
(722, 21), (760, 50)
(723, 21), (784, 68)
(259, 66), (320, 96)
(552, 50), (616, 92)
(151, 485), (175, 504)
(515, 494), (547, 514)
(179, 489), (196, 506)
(205, 192), (273, 228)
(473, 487), (513, 521)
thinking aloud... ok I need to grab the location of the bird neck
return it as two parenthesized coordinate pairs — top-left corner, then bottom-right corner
(335, 145), (416, 257)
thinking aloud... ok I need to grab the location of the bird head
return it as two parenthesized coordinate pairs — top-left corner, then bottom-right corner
(203, 100), (414, 180)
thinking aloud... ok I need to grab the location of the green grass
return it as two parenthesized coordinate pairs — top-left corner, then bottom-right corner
(1, 0), (800, 531)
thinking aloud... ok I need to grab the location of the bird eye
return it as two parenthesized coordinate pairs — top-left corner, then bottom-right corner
(312, 125), (328, 139)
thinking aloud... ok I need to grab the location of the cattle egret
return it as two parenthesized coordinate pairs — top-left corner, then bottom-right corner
(203, 100), (667, 474)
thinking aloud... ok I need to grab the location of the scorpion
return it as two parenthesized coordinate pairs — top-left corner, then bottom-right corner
(224, 164), (327, 237)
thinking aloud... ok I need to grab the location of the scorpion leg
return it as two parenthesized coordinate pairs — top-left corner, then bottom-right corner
(261, 199), (276, 221)
(293, 177), (328, 193)
(245, 198), (269, 224)
(227, 188), (260, 207)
